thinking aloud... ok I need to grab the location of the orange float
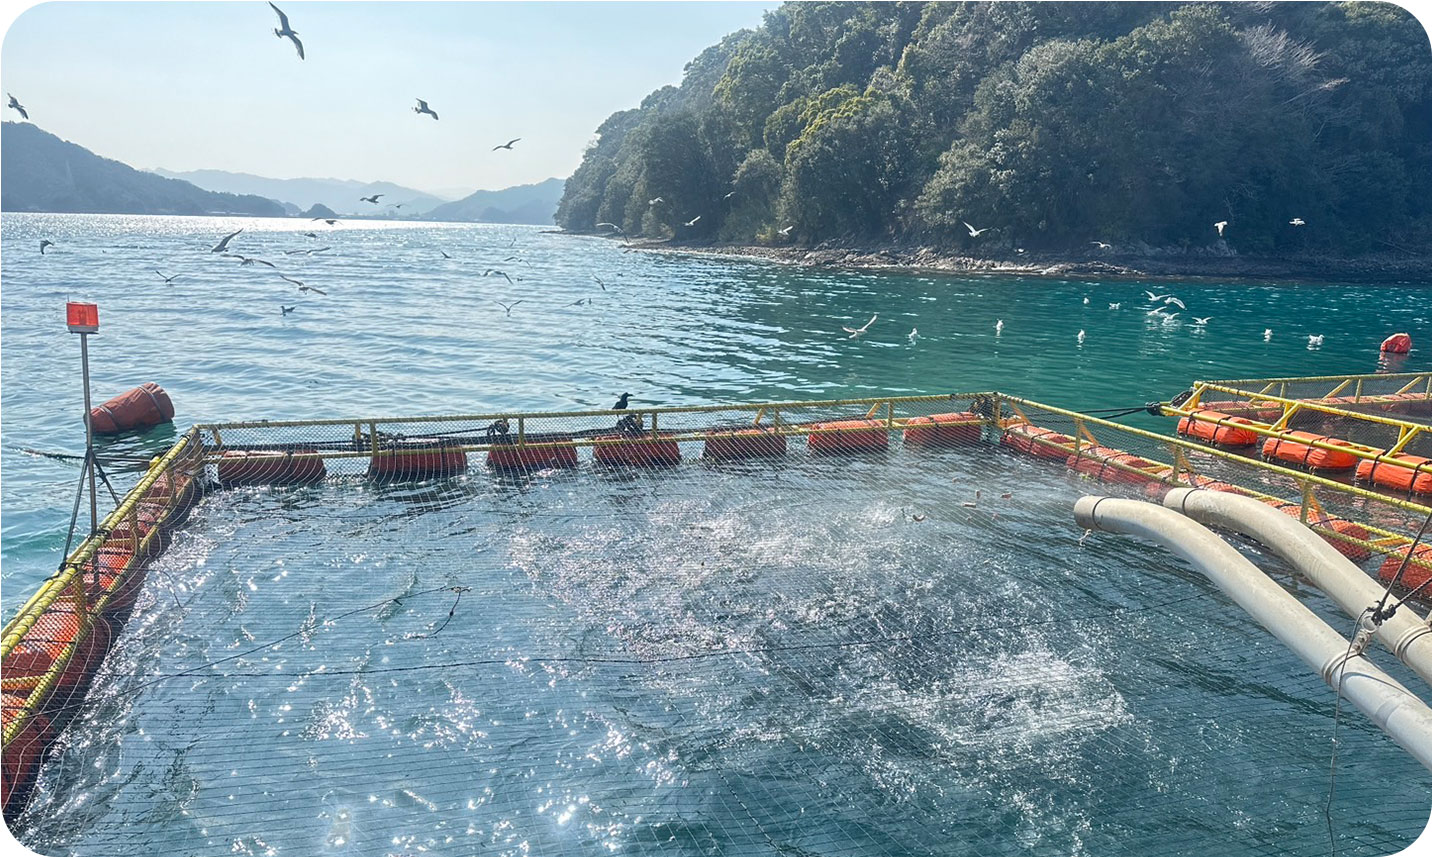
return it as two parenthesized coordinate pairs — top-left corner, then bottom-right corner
(1067, 446), (1173, 485)
(807, 419), (889, 455)
(1, 694), (53, 815)
(368, 446), (467, 481)
(1176, 410), (1260, 447)
(2, 601), (113, 702)
(89, 383), (174, 435)
(1378, 544), (1431, 593)
(1199, 399), (1282, 421)
(1380, 332), (1413, 354)
(1000, 423), (1077, 460)
(902, 413), (983, 448)
(218, 449), (326, 487)
(1261, 431), (1359, 471)
(1270, 503), (1372, 561)
(594, 434), (682, 467)
(702, 429), (787, 461)
(487, 440), (579, 471)
(81, 545), (144, 616)
(1378, 392), (1431, 415)
(1356, 453), (1432, 497)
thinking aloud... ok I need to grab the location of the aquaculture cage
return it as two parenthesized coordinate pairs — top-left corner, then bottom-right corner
(2, 390), (1429, 856)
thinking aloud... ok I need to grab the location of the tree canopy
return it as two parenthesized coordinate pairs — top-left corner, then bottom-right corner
(556, 2), (1430, 256)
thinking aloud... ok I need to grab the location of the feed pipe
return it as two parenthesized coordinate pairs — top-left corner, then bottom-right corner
(1163, 487), (1431, 686)
(1074, 495), (1432, 770)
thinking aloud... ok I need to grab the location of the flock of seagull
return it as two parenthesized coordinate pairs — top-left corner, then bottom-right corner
(956, 215), (1310, 256)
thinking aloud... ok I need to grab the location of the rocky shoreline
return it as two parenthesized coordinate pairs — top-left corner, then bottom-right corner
(562, 233), (1429, 284)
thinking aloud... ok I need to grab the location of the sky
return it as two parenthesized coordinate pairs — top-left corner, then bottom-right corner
(1, 1), (779, 196)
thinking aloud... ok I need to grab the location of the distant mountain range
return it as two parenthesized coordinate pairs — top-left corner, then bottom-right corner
(425, 178), (565, 225)
(1, 123), (285, 217)
(148, 168), (450, 215)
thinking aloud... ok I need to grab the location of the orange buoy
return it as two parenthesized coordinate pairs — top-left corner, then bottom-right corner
(81, 545), (143, 615)
(1067, 446), (1173, 485)
(3, 602), (113, 701)
(593, 434), (682, 467)
(2, 694), (53, 815)
(487, 441), (579, 472)
(367, 446), (467, 482)
(218, 449), (326, 487)
(1199, 399), (1282, 421)
(1378, 544), (1431, 593)
(807, 419), (889, 455)
(1380, 333), (1413, 354)
(902, 413), (983, 448)
(89, 383), (174, 435)
(1270, 503), (1372, 561)
(1000, 423), (1077, 460)
(1378, 392), (1431, 416)
(1261, 431), (1359, 471)
(1176, 410), (1260, 448)
(702, 429), (787, 461)
(1356, 453), (1432, 497)
(108, 503), (167, 557)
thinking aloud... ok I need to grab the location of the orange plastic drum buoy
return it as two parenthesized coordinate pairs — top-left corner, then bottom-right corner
(368, 446), (468, 482)
(218, 449), (326, 487)
(1380, 332), (1413, 354)
(1, 694), (53, 816)
(487, 441), (580, 472)
(1356, 453), (1432, 497)
(89, 383), (174, 435)
(81, 545), (143, 616)
(702, 429), (787, 461)
(1379, 544), (1431, 593)
(1176, 410), (1260, 448)
(594, 434), (682, 467)
(902, 413), (983, 448)
(806, 419), (889, 455)
(1000, 423), (1077, 460)
(1270, 503), (1372, 561)
(2, 602), (113, 702)
(1261, 431), (1358, 471)
(1067, 446), (1173, 485)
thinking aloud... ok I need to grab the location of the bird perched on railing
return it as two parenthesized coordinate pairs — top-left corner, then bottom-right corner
(612, 392), (631, 410)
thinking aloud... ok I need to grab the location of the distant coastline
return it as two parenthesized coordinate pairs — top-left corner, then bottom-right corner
(571, 235), (1431, 285)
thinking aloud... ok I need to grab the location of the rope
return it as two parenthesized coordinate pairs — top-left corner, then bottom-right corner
(1370, 515), (1431, 625)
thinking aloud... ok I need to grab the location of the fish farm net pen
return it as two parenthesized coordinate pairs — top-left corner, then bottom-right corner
(3, 388), (1430, 856)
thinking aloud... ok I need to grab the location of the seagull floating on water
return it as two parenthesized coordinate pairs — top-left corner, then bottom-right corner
(1082, 297), (1090, 305)
(908, 327), (918, 343)
(360, 194), (384, 204)
(1214, 221), (1228, 237)
(1108, 302), (1121, 310)
(268, 2), (304, 59)
(1308, 334), (1324, 347)
(1077, 330), (1086, 344)
(1290, 218), (1306, 227)
(1263, 328), (1273, 342)
(7, 94), (28, 120)
(492, 138), (521, 151)
(154, 270), (181, 284)
(413, 99), (439, 120)
(994, 319), (1004, 335)
(962, 221), (989, 237)
(842, 314), (877, 339)
(1193, 316), (1212, 326)
(280, 305), (295, 315)
(210, 229), (243, 253)
(39, 239), (54, 254)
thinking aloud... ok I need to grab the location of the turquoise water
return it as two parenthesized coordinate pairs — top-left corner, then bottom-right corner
(1, 213), (1430, 855)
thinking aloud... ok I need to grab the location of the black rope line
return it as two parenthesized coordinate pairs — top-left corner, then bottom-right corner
(404, 586), (470, 640)
(1323, 606), (1373, 857)
(1370, 514), (1431, 625)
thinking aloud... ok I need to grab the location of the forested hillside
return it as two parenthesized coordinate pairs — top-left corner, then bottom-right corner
(556, 2), (1430, 256)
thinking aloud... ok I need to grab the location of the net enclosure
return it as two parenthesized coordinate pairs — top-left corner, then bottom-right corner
(3, 388), (1429, 856)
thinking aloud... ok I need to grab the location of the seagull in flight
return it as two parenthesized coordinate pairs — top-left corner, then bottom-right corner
(496, 300), (523, 316)
(222, 253), (277, 268)
(595, 222), (626, 238)
(303, 231), (318, 238)
(778, 225), (795, 237)
(360, 194), (384, 204)
(648, 197), (664, 205)
(683, 215), (702, 227)
(154, 270), (182, 284)
(842, 313), (878, 339)
(1145, 307), (1168, 317)
(280, 305), (295, 315)
(723, 191), (737, 200)
(7, 94), (28, 120)
(210, 229), (243, 253)
(568, 298), (589, 307)
(1143, 291), (1171, 302)
(1308, 334), (1324, 347)
(1214, 220), (1228, 237)
(592, 276), (607, 291)
(39, 239), (54, 254)
(1289, 218), (1306, 227)
(311, 218), (339, 225)
(1163, 296), (1186, 309)
(440, 250), (451, 259)
(1193, 316), (1212, 325)
(280, 275), (326, 295)
(962, 220), (989, 237)
(492, 138), (521, 151)
(1108, 302), (1121, 310)
(1091, 241), (1112, 250)
(414, 99), (439, 120)
(483, 269), (514, 284)
(268, 2), (304, 59)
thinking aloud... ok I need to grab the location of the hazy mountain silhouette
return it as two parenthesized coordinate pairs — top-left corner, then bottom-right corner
(149, 168), (450, 215)
(2, 123), (284, 217)
(425, 178), (564, 224)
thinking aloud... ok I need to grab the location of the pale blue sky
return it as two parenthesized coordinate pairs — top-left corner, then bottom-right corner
(2, 2), (778, 195)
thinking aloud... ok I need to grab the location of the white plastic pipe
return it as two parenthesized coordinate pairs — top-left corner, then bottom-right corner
(1163, 487), (1431, 686)
(1074, 495), (1432, 770)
